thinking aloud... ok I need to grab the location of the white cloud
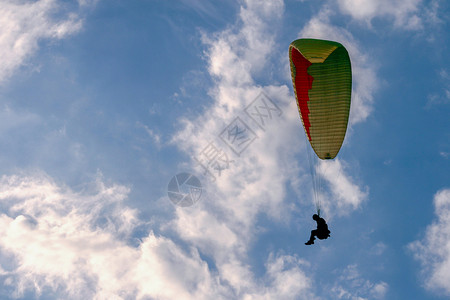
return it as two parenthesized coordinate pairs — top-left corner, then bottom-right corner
(409, 188), (450, 296)
(318, 159), (368, 217)
(0, 0), (86, 83)
(136, 121), (162, 148)
(336, 0), (424, 30)
(440, 152), (450, 159)
(0, 173), (227, 299)
(0, 172), (320, 299)
(246, 254), (315, 299)
(426, 69), (450, 108)
(0, 105), (40, 134)
(330, 264), (388, 299)
(0, 173), (133, 298)
(369, 242), (387, 256)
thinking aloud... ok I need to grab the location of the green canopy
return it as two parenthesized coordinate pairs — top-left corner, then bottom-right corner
(289, 38), (352, 159)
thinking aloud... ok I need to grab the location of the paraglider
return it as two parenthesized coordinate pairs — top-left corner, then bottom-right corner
(289, 38), (352, 245)
(305, 214), (331, 245)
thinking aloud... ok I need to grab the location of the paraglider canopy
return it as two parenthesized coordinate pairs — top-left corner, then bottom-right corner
(289, 38), (352, 160)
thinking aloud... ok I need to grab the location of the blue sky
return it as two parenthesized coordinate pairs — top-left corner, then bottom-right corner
(0, 0), (449, 299)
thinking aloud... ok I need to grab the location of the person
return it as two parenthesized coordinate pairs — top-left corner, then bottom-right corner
(305, 214), (330, 245)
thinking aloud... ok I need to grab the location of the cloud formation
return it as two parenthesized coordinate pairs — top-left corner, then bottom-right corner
(336, 0), (423, 29)
(0, 0), (87, 83)
(426, 69), (450, 108)
(0, 173), (136, 298)
(318, 159), (368, 216)
(0, 173), (219, 299)
(0, 172), (319, 299)
(331, 264), (388, 299)
(409, 188), (450, 296)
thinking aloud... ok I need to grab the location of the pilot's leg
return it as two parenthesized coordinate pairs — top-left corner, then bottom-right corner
(305, 229), (317, 245)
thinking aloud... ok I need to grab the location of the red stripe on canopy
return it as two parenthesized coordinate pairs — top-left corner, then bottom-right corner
(291, 47), (313, 141)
